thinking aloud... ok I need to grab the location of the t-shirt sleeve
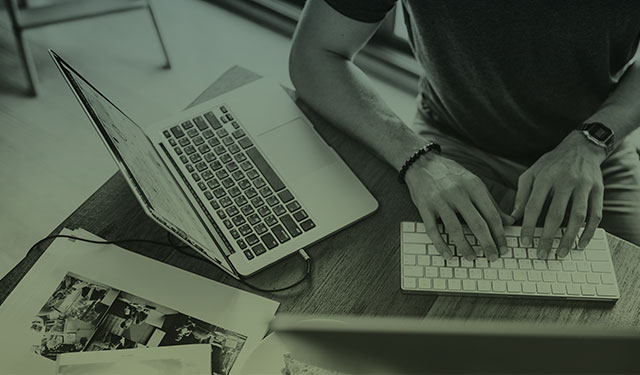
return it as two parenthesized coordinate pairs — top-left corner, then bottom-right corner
(324, 0), (397, 23)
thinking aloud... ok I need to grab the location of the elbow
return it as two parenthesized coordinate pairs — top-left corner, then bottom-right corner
(288, 42), (321, 104)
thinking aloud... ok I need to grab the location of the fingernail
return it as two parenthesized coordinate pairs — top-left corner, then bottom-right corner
(465, 254), (476, 261)
(522, 236), (531, 247)
(499, 246), (508, 255)
(538, 249), (547, 259)
(557, 248), (567, 258)
(488, 253), (498, 262)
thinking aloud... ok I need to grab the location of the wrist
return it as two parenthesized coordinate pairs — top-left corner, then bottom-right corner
(565, 130), (607, 164)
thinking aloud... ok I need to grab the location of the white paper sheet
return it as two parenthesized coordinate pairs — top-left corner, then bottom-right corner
(55, 344), (212, 375)
(0, 228), (279, 375)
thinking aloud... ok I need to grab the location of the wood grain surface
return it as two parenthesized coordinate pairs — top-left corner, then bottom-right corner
(2, 66), (638, 329)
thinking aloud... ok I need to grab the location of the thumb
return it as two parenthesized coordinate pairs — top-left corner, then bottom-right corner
(501, 211), (516, 226)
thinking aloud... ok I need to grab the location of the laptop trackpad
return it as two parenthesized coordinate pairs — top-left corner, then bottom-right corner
(257, 118), (335, 180)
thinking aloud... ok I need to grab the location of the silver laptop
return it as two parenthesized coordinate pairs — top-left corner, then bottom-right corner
(270, 315), (640, 374)
(50, 50), (378, 278)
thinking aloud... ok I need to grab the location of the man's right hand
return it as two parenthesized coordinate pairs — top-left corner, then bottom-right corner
(404, 154), (514, 261)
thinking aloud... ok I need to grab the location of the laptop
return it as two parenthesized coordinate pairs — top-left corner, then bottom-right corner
(270, 315), (640, 374)
(50, 50), (378, 278)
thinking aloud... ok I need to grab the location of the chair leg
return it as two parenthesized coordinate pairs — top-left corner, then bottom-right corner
(146, 0), (171, 69)
(14, 31), (39, 96)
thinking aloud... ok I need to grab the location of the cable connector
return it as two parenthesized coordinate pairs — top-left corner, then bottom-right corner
(298, 248), (310, 261)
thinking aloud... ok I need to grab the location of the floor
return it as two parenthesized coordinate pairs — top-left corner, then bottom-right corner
(0, 0), (416, 275)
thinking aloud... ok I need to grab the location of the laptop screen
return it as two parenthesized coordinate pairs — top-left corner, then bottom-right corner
(53, 53), (234, 275)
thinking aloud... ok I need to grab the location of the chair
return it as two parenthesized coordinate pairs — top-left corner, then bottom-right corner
(5, 0), (171, 96)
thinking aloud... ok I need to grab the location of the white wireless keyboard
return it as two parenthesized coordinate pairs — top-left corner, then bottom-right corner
(400, 221), (620, 301)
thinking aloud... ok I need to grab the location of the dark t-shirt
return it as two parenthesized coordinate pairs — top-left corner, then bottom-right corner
(325, 0), (640, 159)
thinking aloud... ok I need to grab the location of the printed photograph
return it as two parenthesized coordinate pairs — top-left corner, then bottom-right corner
(30, 273), (247, 375)
(29, 273), (116, 359)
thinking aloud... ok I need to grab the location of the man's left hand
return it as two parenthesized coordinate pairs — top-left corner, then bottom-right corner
(511, 131), (607, 259)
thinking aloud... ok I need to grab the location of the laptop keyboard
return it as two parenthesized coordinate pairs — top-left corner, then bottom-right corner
(162, 105), (316, 261)
(401, 222), (620, 300)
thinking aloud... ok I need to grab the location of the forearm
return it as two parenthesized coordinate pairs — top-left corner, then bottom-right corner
(585, 50), (640, 146)
(289, 50), (427, 171)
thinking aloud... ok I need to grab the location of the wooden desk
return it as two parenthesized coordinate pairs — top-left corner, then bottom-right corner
(2, 67), (640, 329)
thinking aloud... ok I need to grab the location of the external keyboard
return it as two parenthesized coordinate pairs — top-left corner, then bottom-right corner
(400, 221), (620, 300)
(162, 104), (316, 261)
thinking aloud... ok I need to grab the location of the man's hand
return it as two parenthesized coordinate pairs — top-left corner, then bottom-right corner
(405, 154), (514, 261)
(511, 131), (607, 259)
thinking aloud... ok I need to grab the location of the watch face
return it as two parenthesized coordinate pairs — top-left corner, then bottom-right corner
(586, 123), (613, 142)
(592, 126), (612, 141)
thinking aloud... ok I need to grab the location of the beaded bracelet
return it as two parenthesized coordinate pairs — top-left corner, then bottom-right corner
(398, 142), (441, 184)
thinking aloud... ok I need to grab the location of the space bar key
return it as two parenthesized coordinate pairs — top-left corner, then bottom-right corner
(245, 147), (286, 192)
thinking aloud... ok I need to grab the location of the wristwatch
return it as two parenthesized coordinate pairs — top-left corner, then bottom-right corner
(578, 122), (615, 156)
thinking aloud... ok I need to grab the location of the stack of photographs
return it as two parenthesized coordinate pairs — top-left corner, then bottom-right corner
(30, 272), (247, 375)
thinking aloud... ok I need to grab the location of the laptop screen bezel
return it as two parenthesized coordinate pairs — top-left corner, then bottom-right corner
(49, 50), (239, 277)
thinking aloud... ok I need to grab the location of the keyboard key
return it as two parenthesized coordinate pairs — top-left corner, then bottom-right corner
(232, 129), (246, 139)
(247, 213), (261, 225)
(207, 179), (220, 189)
(601, 274), (615, 285)
(536, 283), (551, 294)
(417, 255), (430, 266)
(586, 274), (600, 284)
(272, 224), (290, 243)
(241, 204), (255, 216)
(187, 128), (198, 138)
(238, 137), (253, 149)
(254, 207), (269, 219)
(527, 271), (542, 282)
(404, 277), (417, 289)
(475, 258), (488, 268)
(403, 255), (417, 265)
(261, 233), (278, 249)
(425, 267), (438, 278)
(478, 280), (492, 292)
(551, 284), (566, 295)
(228, 144), (241, 154)
(403, 243), (428, 258)
(498, 269), (512, 280)
(432, 255), (445, 267)
(402, 222), (415, 232)
(542, 271), (556, 282)
(253, 178), (266, 189)
(507, 281), (521, 293)
(251, 197), (265, 208)
(418, 278), (432, 289)
(252, 244), (267, 256)
(462, 279), (476, 291)
(279, 215), (302, 237)
(448, 279), (462, 290)
(492, 281), (507, 292)
(237, 239), (247, 249)
(259, 187), (273, 198)
(170, 125), (185, 138)
(239, 224), (253, 236)
(232, 215), (246, 226)
(566, 284), (581, 296)
(300, 220), (315, 232)
(273, 205), (286, 216)
(581, 284), (596, 296)
(433, 279), (446, 290)
(229, 229), (240, 239)
(522, 282), (536, 293)
(243, 250), (254, 260)
(246, 234), (259, 246)
(484, 269), (498, 280)
(208, 137), (220, 147)
(202, 129), (214, 139)
(440, 267), (453, 278)
(454, 268), (467, 279)
(469, 269), (483, 279)
(585, 251), (609, 262)
(265, 215), (278, 227)
(245, 188), (258, 198)
(246, 147), (286, 192)
(278, 189), (294, 204)
(404, 266), (423, 277)
(591, 263), (613, 273)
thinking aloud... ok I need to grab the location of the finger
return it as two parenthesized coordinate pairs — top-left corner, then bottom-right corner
(558, 188), (588, 258)
(437, 204), (475, 260)
(486, 190), (516, 226)
(520, 179), (551, 248)
(538, 187), (571, 259)
(578, 184), (604, 249)
(469, 187), (508, 256)
(455, 200), (499, 261)
(511, 173), (533, 220)
(421, 211), (453, 260)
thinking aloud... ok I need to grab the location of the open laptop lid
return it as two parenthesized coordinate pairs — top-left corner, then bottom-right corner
(270, 315), (640, 373)
(49, 50), (235, 276)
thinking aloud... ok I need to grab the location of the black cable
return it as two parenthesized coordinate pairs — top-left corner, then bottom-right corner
(27, 233), (312, 293)
(165, 232), (312, 293)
